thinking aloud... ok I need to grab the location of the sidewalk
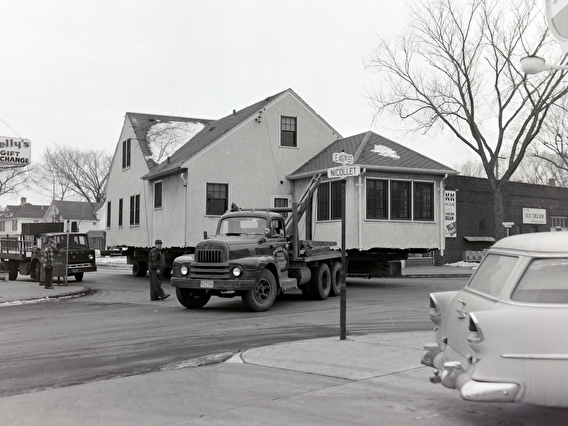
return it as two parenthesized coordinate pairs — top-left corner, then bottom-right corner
(0, 279), (90, 307)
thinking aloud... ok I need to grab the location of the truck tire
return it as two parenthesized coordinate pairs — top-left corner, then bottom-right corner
(176, 288), (211, 309)
(75, 273), (84, 282)
(132, 261), (147, 277)
(242, 269), (277, 312)
(330, 261), (342, 297)
(8, 260), (18, 281)
(309, 263), (331, 300)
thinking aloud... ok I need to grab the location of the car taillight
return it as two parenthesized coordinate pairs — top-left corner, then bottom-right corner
(467, 314), (484, 344)
(429, 295), (441, 318)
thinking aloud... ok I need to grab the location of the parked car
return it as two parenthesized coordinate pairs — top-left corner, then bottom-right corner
(422, 232), (568, 407)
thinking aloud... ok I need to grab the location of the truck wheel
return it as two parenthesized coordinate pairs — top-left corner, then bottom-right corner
(132, 261), (147, 277)
(242, 269), (277, 312)
(8, 261), (18, 281)
(330, 261), (342, 297)
(75, 273), (84, 282)
(310, 263), (331, 300)
(176, 288), (211, 309)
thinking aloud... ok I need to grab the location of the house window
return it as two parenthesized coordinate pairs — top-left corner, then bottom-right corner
(552, 216), (567, 228)
(413, 182), (434, 221)
(274, 197), (290, 218)
(317, 181), (343, 221)
(154, 181), (163, 209)
(129, 194), (140, 226)
(118, 198), (123, 228)
(106, 202), (112, 228)
(122, 138), (131, 169)
(281, 116), (297, 147)
(366, 179), (388, 219)
(12, 220), (17, 231)
(390, 181), (411, 220)
(206, 183), (228, 216)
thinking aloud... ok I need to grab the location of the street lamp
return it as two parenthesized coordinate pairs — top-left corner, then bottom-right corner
(521, 55), (568, 74)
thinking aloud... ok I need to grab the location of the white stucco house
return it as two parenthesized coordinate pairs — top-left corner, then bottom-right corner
(104, 89), (341, 248)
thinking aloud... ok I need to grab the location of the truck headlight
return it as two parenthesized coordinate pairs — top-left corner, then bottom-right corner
(180, 265), (189, 276)
(89, 254), (94, 260)
(232, 266), (242, 277)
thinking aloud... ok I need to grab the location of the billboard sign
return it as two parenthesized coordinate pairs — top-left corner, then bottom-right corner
(0, 136), (31, 166)
(444, 190), (457, 238)
(546, 0), (568, 52)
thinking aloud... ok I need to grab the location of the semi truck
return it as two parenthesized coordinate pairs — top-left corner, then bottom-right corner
(0, 222), (97, 282)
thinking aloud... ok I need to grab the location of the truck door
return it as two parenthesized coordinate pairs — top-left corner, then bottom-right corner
(267, 218), (289, 271)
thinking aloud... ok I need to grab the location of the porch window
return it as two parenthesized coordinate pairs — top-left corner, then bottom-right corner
(413, 181), (434, 221)
(366, 179), (388, 219)
(317, 181), (343, 221)
(390, 180), (411, 220)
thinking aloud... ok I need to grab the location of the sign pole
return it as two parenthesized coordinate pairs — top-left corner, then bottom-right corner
(340, 178), (347, 340)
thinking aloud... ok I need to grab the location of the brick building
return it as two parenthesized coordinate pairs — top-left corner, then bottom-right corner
(435, 175), (568, 265)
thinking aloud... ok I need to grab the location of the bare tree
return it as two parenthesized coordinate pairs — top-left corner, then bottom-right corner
(455, 158), (486, 177)
(0, 165), (31, 200)
(33, 145), (111, 203)
(367, 0), (568, 239)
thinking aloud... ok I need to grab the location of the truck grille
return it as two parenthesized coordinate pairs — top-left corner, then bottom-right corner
(196, 248), (224, 263)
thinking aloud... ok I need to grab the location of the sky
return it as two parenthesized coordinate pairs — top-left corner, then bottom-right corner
(0, 0), (477, 206)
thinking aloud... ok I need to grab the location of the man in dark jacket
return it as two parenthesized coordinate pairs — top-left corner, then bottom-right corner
(148, 239), (170, 301)
(43, 238), (59, 289)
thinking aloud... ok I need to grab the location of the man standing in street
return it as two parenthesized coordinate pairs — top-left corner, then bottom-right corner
(43, 238), (59, 289)
(148, 239), (170, 301)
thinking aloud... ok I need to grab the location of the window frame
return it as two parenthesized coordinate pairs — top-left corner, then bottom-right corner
(280, 116), (297, 148)
(122, 138), (131, 170)
(273, 196), (291, 219)
(106, 201), (112, 229)
(206, 183), (229, 216)
(129, 194), (140, 227)
(154, 181), (163, 210)
(317, 180), (343, 221)
(413, 181), (435, 221)
(118, 198), (123, 228)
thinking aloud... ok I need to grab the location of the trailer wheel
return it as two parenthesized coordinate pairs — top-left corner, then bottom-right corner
(176, 288), (211, 309)
(330, 261), (342, 297)
(8, 260), (18, 281)
(310, 263), (331, 300)
(132, 261), (147, 277)
(242, 269), (277, 312)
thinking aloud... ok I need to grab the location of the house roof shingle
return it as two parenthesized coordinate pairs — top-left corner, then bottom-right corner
(4, 203), (49, 219)
(287, 131), (457, 179)
(51, 201), (104, 221)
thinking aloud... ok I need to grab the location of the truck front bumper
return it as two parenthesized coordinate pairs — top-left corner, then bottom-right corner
(170, 277), (256, 291)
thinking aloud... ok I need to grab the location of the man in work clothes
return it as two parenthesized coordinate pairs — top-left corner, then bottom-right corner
(148, 239), (170, 301)
(43, 238), (59, 289)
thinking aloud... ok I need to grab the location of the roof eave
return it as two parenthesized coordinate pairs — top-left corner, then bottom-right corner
(143, 166), (188, 181)
(287, 166), (458, 180)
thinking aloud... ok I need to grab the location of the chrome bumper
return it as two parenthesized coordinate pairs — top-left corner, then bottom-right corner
(422, 343), (521, 403)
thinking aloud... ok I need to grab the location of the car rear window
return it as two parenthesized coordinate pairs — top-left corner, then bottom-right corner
(511, 258), (568, 303)
(467, 253), (518, 297)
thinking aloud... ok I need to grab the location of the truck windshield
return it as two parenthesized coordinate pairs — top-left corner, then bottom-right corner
(53, 234), (90, 249)
(217, 217), (268, 236)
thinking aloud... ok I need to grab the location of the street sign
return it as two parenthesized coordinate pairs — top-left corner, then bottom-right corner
(502, 222), (514, 228)
(332, 152), (353, 165)
(327, 165), (361, 179)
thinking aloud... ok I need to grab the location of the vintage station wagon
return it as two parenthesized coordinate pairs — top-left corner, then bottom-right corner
(422, 232), (568, 407)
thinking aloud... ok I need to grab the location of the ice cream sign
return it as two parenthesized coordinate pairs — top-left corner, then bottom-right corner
(522, 208), (547, 225)
(0, 136), (31, 166)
